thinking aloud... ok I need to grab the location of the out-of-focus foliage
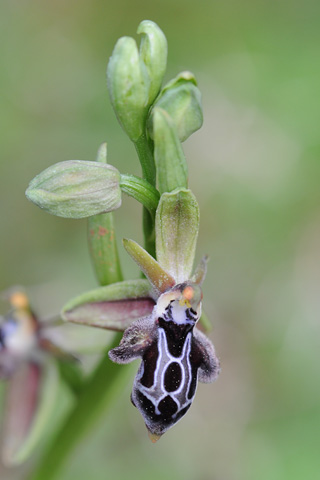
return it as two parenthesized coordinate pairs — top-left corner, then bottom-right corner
(0, 1), (319, 479)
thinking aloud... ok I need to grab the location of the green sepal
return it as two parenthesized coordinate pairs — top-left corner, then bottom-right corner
(26, 160), (121, 219)
(153, 107), (188, 194)
(62, 279), (155, 331)
(88, 142), (123, 286)
(123, 238), (175, 294)
(137, 20), (167, 105)
(107, 36), (149, 142)
(156, 188), (200, 282)
(148, 71), (203, 142)
(1, 358), (59, 466)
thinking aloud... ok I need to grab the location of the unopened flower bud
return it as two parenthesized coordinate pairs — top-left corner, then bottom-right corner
(137, 20), (167, 105)
(107, 36), (149, 142)
(148, 71), (203, 142)
(26, 160), (121, 218)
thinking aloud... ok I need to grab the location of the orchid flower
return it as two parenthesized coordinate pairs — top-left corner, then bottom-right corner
(0, 289), (77, 466)
(63, 188), (220, 441)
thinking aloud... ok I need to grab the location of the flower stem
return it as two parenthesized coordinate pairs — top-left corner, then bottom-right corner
(120, 174), (160, 215)
(134, 133), (156, 187)
(134, 133), (157, 256)
(28, 334), (131, 480)
(30, 199), (127, 479)
(88, 212), (123, 286)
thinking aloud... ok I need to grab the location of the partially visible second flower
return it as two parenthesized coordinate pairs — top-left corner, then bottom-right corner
(0, 289), (75, 466)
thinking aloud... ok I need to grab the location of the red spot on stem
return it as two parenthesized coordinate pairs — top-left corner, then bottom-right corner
(98, 226), (108, 237)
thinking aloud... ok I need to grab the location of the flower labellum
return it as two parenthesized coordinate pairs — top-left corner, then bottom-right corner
(109, 280), (220, 438)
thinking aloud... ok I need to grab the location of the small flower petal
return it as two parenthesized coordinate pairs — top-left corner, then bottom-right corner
(122, 239), (175, 295)
(191, 255), (209, 285)
(1, 358), (59, 466)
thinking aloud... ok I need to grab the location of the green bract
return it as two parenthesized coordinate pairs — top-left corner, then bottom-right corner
(153, 107), (188, 194)
(87, 143), (123, 286)
(26, 160), (121, 219)
(148, 71), (203, 142)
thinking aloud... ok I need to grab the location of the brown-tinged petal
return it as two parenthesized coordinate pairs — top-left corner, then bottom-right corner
(1, 358), (59, 466)
(62, 279), (155, 331)
(122, 239), (175, 295)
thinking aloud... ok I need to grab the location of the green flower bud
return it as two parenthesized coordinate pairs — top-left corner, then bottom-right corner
(148, 71), (203, 142)
(153, 107), (188, 194)
(26, 160), (121, 219)
(107, 36), (149, 142)
(137, 20), (167, 105)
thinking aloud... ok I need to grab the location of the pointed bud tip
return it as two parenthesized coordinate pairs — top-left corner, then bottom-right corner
(96, 142), (108, 163)
(177, 70), (197, 85)
(147, 429), (162, 443)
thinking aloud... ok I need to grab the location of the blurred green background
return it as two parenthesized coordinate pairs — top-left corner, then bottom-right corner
(1, 0), (320, 479)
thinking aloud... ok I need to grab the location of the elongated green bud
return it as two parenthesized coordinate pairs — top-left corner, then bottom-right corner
(153, 108), (188, 194)
(148, 71), (203, 142)
(137, 20), (167, 105)
(26, 160), (121, 219)
(107, 36), (149, 142)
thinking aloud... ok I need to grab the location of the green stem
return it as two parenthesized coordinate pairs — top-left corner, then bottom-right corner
(134, 133), (156, 187)
(143, 208), (156, 258)
(30, 180), (127, 479)
(120, 174), (160, 215)
(134, 134), (157, 256)
(29, 334), (131, 480)
(88, 212), (123, 286)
